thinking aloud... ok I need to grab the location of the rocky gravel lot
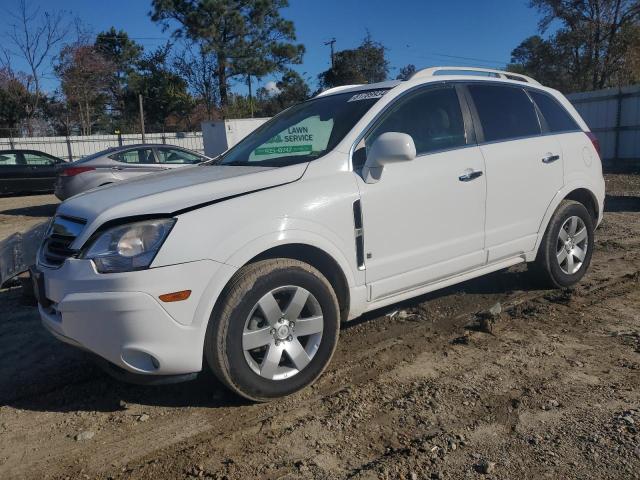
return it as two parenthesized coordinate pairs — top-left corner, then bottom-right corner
(0, 175), (639, 480)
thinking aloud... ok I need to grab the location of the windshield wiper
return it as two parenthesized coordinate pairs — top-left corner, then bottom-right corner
(222, 160), (252, 166)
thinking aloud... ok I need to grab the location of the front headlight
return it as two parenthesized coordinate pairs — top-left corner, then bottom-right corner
(82, 218), (176, 273)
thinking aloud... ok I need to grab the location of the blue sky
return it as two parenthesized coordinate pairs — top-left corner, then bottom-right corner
(1, 0), (542, 94)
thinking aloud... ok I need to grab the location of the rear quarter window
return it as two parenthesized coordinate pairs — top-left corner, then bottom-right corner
(528, 90), (580, 133)
(468, 84), (541, 142)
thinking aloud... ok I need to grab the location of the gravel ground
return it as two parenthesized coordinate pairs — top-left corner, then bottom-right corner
(0, 175), (638, 480)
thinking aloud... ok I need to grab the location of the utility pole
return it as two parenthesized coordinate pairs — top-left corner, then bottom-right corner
(247, 74), (254, 118)
(138, 94), (146, 143)
(324, 38), (336, 68)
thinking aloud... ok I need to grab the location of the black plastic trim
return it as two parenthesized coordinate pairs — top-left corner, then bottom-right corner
(93, 355), (199, 385)
(353, 199), (365, 269)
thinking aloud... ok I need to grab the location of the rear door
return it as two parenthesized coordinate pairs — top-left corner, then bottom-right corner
(466, 83), (563, 262)
(0, 151), (30, 194)
(108, 147), (162, 180)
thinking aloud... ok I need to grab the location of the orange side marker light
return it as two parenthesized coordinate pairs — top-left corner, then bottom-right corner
(159, 290), (192, 302)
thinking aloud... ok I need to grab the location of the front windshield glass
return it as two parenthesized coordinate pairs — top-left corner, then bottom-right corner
(218, 89), (389, 167)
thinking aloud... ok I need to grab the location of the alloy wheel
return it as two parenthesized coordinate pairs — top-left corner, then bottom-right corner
(556, 215), (588, 275)
(242, 286), (324, 380)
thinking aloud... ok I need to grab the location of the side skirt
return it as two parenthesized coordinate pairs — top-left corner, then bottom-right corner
(363, 255), (526, 314)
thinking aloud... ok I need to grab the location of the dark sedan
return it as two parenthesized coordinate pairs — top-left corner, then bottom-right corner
(0, 150), (66, 195)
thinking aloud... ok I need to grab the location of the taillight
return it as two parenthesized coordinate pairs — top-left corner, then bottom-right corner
(60, 166), (95, 177)
(585, 132), (601, 158)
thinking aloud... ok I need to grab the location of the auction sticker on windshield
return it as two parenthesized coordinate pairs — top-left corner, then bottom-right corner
(347, 90), (387, 102)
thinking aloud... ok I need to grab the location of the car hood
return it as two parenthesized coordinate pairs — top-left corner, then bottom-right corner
(57, 163), (308, 235)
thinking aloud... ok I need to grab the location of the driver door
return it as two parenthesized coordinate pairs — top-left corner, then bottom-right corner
(355, 85), (487, 301)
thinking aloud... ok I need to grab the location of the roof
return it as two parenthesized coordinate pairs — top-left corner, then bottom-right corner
(111, 143), (190, 149)
(315, 66), (541, 99)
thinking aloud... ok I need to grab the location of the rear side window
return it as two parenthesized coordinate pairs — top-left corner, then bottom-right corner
(110, 148), (155, 164)
(529, 90), (580, 133)
(367, 86), (467, 156)
(468, 84), (540, 142)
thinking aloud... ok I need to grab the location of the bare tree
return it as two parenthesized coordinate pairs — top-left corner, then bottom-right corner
(530, 0), (640, 90)
(5, 0), (70, 131)
(174, 43), (219, 119)
(55, 44), (115, 135)
(0, 47), (12, 74)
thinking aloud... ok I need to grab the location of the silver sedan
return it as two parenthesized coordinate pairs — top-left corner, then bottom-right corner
(55, 144), (210, 200)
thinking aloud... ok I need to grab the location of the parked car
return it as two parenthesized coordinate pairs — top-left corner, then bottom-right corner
(0, 149), (66, 195)
(34, 67), (605, 402)
(55, 144), (209, 200)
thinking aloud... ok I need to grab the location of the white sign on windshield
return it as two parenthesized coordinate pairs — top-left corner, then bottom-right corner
(249, 116), (334, 162)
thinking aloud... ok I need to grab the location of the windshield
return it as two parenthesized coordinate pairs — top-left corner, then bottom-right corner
(218, 89), (389, 167)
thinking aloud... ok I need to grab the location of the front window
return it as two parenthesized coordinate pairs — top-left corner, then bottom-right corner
(157, 148), (202, 164)
(218, 89), (389, 167)
(366, 86), (467, 156)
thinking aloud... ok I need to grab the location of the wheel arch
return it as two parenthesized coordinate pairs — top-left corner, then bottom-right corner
(245, 243), (351, 323)
(531, 183), (602, 261)
(564, 188), (599, 223)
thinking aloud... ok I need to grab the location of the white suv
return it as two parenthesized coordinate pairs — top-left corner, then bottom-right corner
(34, 67), (605, 401)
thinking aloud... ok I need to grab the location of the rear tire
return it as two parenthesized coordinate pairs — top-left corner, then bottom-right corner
(204, 259), (340, 402)
(532, 200), (594, 288)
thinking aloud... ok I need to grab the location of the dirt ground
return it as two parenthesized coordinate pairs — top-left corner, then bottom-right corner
(0, 193), (58, 239)
(0, 176), (638, 480)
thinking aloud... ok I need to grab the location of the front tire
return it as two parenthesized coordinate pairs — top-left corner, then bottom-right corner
(533, 200), (594, 288)
(205, 259), (340, 402)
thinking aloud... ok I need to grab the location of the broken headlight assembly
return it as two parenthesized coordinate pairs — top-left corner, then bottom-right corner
(81, 218), (176, 273)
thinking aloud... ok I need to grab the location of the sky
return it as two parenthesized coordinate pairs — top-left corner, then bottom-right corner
(0, 0), (543, 95)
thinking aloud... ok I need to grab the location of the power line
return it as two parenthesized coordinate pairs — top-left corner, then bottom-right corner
(396, 45), (510, 67)
(323, 38), (336, 68)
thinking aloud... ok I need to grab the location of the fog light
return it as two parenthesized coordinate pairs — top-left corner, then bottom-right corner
(121, 349), (160, 372)
(159, 290), (191, 302)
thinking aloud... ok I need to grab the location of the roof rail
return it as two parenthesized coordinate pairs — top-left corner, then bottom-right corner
(412, 66), (540, 86)
(316, 84), (363, 97)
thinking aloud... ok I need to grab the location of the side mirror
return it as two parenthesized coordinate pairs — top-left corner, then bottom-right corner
(362, 132), (416, 184)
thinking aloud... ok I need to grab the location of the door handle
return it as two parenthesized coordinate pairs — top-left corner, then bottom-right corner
(111, 166), (124, 171)
(458, 169), (483, 182)
(542, 154), (560, 164)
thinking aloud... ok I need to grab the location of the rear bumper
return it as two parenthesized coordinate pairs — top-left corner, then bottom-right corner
(36, 258), (236, 376)
(54, 178), (74, 201)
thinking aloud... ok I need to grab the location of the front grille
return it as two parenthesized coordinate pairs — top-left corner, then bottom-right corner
(40, 216), (86, 267)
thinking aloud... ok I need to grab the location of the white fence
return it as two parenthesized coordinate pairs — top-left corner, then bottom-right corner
(0, 131), (204, 162)
(567, 85), (640, 168)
